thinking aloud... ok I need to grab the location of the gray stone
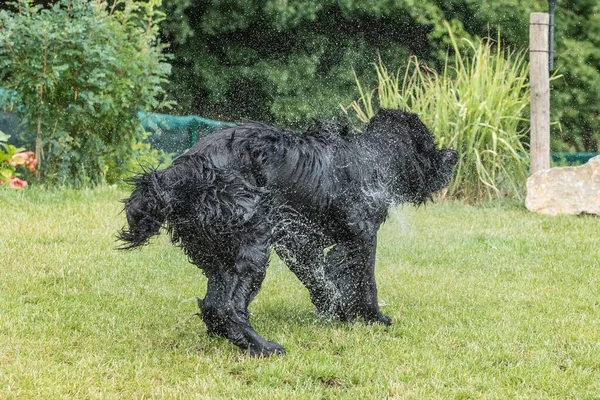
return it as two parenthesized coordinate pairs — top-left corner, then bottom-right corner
(526, 155), (600, 216)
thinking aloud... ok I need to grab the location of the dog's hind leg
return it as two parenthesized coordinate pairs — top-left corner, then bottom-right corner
(199, 236), (285, 357)
(198, 269), (229, 338)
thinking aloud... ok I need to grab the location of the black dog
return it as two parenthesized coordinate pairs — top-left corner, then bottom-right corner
(119, 109), (457, 356)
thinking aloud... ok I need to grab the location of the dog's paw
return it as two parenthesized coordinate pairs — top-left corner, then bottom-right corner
(377, 313), (392, 326)
(247, 341), (286, 357)
(364, 312), (392, 326)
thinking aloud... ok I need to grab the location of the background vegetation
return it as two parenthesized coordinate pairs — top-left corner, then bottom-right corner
(1, 0), (598, 193)
(158, 0), (599, 151)
(2, 188), (599, 398)
(0, 0), (171, 186)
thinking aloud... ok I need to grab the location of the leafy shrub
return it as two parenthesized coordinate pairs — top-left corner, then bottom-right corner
(0, 0), (171, 186)
(348, 27), (530, 202)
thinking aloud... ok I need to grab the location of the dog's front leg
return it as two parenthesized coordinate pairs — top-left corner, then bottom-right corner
(326, 234), (391, 326)
(274, 236), (342, 318)
(358, 235), (392, 326)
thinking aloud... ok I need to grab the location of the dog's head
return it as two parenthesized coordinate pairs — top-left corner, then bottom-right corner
(365, 109), (458, 204)
(118, 170), (170, 249)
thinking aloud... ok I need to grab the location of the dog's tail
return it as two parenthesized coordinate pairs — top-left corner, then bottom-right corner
(118, 168), (170, 250)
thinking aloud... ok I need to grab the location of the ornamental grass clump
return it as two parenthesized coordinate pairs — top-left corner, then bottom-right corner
(349, 27), (530, 202)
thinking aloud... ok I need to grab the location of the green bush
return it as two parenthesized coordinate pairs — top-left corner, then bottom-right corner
(117, 131), (174, 186)
(349, 27), (530, 202)
(0, 0), (171, 186)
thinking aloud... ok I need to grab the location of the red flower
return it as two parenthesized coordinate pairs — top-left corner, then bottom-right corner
(8, 151), (36, 172)
(24, 151), (37, 172)
(9, 177), (27, 188)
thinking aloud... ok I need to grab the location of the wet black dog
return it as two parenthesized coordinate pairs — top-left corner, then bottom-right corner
(119, 109), (457, 356)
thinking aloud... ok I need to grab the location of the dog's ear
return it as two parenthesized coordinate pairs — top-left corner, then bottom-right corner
(396, 112), (437, 151)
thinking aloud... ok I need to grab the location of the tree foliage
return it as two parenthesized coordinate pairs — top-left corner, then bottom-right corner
(160, 0), (599, 151)
(550, 0), (600, 151)
(159, 0), (464, 127)
(0, 0), (171, 186)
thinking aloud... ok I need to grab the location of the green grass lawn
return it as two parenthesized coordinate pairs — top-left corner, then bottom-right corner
(1, 187), (599, 399)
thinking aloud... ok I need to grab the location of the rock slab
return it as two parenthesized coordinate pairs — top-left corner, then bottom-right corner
(526, 155), (600, 216)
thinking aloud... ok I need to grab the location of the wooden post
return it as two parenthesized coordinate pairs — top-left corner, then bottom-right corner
(529, 13), (551, 175)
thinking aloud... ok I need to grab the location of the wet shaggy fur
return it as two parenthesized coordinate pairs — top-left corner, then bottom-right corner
(119, 109), (458, 356)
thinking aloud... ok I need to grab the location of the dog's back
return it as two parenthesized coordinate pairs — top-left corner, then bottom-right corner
(178, 123), (360, 210)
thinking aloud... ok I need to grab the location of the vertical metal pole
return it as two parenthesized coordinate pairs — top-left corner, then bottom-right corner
(548, 0), (556, 72)
(530, 13), (551, 175)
